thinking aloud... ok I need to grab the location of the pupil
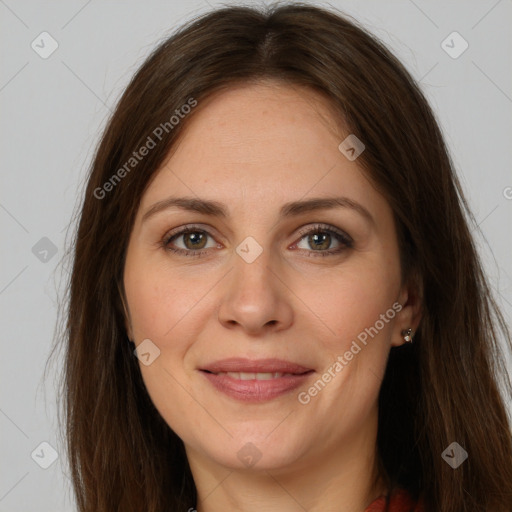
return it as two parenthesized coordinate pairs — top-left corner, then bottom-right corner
(186, 232), (205, 249)
(311, 233), (329, 250)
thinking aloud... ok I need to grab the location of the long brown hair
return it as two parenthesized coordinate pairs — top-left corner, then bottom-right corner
(47, 3), (512, 511)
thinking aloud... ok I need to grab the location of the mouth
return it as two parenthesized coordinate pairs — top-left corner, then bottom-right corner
(200, 357), (314, 375)
(199, 358), (315, 402)
(202, 370), (311, 380)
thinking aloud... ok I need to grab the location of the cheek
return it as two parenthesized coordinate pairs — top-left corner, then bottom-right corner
(124, 263), (206, 438)
(296, 260), (398, 415)
(300, 260), (399, 349)
(124, 261), (203, 341)
(297, 271), (396, 433)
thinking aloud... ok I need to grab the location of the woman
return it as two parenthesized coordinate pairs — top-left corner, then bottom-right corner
(52, 3), (512, 511)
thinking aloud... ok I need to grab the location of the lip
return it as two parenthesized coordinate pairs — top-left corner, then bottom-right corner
(199, 358), (314, 403)
(200, 357), (313, 374)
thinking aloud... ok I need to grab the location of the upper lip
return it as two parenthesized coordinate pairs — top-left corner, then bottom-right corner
(200, 358), (313, 374)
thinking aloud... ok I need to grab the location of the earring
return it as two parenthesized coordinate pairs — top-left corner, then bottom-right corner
(401, 328), (413, 343)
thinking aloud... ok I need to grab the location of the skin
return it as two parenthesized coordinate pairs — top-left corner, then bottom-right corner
(123, 81), (422, 512)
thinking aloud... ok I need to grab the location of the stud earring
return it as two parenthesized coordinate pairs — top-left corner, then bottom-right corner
(401, 328), (413, 343)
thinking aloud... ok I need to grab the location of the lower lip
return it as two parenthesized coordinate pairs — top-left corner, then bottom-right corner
(200, 371), (314, 402)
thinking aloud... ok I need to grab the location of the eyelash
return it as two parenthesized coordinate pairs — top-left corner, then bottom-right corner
(161, 223), (353, 258)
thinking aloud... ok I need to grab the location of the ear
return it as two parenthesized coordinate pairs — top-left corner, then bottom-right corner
(391, 270), (423, 347)
(117, 280), (134, 342)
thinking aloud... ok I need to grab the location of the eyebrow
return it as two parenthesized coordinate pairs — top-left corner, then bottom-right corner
(142, 196), (374, 225)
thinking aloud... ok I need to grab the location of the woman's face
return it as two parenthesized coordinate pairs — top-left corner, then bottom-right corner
(123, 81), (417, 474)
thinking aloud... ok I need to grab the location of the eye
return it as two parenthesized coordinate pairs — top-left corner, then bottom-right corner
(292, 224), (353, 257)
(161, 223), (353, 257)
(162, 225), (220, 256)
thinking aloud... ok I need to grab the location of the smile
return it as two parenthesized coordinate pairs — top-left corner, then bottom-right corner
(199, 358), (315, 402)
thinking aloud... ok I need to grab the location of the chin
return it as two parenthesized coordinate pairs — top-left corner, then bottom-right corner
(203, 432), (308, 472)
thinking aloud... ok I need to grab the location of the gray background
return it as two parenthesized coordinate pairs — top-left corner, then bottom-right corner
(1, 0), (511, 510)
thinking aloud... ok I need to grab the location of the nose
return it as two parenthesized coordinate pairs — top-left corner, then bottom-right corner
(217, 248), (294, 335)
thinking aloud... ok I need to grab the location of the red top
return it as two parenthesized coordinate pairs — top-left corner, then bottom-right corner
(364, 489), (423, 512)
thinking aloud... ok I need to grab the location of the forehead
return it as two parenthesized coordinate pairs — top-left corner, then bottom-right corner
(138, 81), (385, 220)
(173, 81), (345, 163)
